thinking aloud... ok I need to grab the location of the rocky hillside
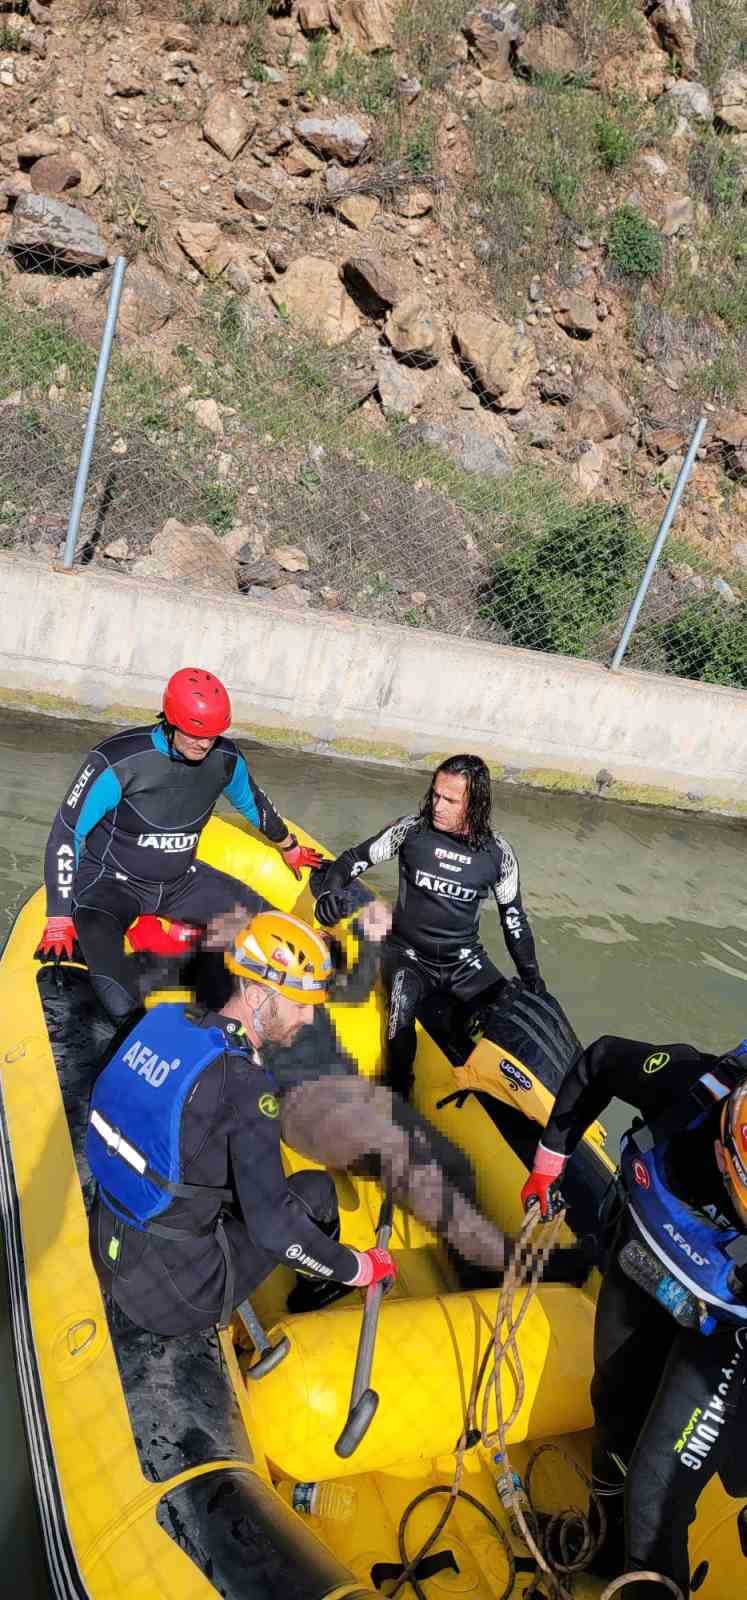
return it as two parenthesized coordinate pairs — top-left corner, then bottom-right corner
(1, 1), (747, 678)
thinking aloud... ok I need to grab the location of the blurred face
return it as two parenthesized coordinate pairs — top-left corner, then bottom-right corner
(172, 727), (217, 762)
(431, 771), (469, 835)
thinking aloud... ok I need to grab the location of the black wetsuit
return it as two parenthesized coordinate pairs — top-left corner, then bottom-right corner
(43, 723), (288, 1020)
(542, 1036), (747, 1599)
(90, 1009), (359, 1336)
(317, 815), (540, 1094)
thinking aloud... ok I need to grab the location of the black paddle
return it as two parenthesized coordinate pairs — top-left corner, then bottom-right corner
(335, 1187), (394, 1458)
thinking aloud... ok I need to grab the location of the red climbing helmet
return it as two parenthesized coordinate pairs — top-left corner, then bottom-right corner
(162, 668), (232, 738)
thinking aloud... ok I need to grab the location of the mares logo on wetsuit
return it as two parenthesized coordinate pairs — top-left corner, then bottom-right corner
(258, 1093), (279, 1119)
(136, 832), (200, 852)
(414, 870), (477, 902)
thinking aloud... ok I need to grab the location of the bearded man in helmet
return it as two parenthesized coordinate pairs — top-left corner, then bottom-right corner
(35, 668), (322, 1021)
(520, 1032), (747, 1599)
(86, 911), (398, 1336)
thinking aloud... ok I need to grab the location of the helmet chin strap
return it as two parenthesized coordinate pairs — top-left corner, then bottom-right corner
(241, 981), (273, 1045)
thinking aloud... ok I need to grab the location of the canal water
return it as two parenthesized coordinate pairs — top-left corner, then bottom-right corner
(1, 707), (746, 1592)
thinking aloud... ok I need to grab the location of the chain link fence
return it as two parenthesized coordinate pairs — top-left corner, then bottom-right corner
(1, 244), (746, 689)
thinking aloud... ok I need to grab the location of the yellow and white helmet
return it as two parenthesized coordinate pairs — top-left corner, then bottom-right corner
(225, 911), (332, 1005)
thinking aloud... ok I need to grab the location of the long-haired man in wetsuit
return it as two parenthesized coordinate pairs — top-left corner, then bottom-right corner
(311, 754), (543, 1098)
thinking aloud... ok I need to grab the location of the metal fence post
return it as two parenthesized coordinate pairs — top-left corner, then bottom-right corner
(61, 256), (127, 570)
(609, 413), (708, 671)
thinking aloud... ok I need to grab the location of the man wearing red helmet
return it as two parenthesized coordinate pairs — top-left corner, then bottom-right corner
(35, 668), (322, 1021)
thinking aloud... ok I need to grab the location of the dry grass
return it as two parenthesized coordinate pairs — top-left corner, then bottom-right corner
(693, 0), (747, 86)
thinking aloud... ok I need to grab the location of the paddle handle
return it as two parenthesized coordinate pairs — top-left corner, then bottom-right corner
(334, 1190), (393, 1458)
(236, 1298), (291, 1381)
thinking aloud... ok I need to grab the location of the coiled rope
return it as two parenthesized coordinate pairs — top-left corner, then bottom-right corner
(388, 1204), (683, 1600)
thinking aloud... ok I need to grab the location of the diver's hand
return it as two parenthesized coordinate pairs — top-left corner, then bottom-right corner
(520, 1144), (566, 1219)
(127, 916), (200, 956)
(345, 1247), (398, 1289)
(281, 835), (324, 881)
(315, 890), (351, 929)
(35, 916), (81, 964)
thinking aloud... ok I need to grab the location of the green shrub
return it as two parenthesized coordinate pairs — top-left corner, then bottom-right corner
(199, 479), (238, 535)
(689, 132), (743, 213)
(709, 280), (747, 334)
(547, 156), (579, 216)
(404, 112), (436, 175)
(607, 206), (663, 278)
(0, 294), (95, 397)
(323, 44), (396, 115)
(480, 500), (645, 656)
(656, 600), (747, 687)
(595, 111), (636, 170)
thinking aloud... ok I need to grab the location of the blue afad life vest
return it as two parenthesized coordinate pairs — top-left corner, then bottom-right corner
(620, 1120), (747, 1334)
(87, 1004), (244, 1230)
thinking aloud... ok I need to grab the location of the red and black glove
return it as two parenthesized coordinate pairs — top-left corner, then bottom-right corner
(127, 915), (201, 957)
(345, 1246), (398, 1289)
(520, 1144), (567, 1220)
(34, 916), (81, 964)
(281, 834), (325, 881)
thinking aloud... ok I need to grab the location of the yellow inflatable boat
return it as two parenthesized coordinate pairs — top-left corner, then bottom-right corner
(1, 816), (744, 1600)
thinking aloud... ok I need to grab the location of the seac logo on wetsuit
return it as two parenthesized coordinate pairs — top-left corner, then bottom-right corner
(66, 764), (96, 809)
(414, 869), (477, 902)
(136, 832), (200, 852)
